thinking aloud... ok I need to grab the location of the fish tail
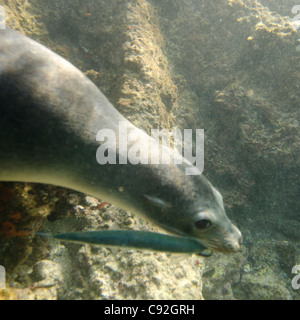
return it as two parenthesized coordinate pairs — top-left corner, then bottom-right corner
(35, 232), (53, 238)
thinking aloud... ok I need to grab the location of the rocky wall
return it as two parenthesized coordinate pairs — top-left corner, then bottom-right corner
(0, 0), (299, 300)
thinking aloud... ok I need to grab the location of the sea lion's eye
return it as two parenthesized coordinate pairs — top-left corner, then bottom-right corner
(194, 219), (211, 230)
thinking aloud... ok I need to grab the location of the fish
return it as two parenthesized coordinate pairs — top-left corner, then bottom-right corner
(36, 230), (212, 256)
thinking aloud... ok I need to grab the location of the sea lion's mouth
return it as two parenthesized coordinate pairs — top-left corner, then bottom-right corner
(195, 236), (242, 254)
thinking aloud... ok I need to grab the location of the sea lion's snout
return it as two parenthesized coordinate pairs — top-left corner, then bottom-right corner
(228, 236), (242, 252)
(223, 224), (243, 252)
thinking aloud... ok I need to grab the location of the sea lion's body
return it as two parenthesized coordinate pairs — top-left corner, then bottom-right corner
(0, 29), (242, 252)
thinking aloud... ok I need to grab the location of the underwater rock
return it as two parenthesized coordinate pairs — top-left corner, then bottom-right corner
(31, 260), (63, 287)
(1, 0), (299, 300)
(231, 240), (299, 300)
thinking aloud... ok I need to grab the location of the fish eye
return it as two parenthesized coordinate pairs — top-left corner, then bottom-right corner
(194, 219), (212, 230)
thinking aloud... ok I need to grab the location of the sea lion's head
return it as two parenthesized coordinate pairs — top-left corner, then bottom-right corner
(185, 180), (243, 253)
(140, 164), (242, 254)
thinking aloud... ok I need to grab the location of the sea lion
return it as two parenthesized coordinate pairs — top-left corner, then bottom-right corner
(0, 29), (242, 253)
